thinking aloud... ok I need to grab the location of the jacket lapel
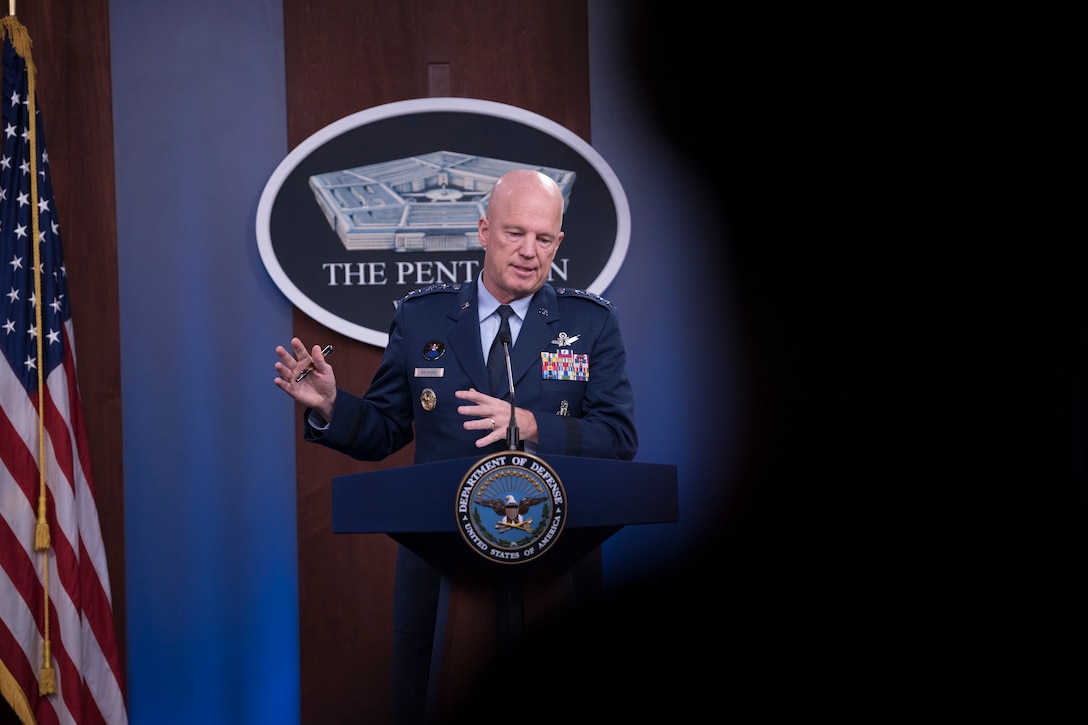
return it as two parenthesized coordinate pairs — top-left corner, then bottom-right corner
(508, 286), (560, 394)
(446, 282), (491, 393)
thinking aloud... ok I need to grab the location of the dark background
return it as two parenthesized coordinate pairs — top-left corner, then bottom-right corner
(452, 5), (1087, 716)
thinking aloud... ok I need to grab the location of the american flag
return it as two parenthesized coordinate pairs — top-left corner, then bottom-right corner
(0, 17), (128, 725)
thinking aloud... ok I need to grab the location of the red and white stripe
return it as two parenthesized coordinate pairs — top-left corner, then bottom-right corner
(1, 318), (128, 725)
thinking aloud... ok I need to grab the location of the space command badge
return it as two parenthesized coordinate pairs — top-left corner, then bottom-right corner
(456, 452), (566, 564)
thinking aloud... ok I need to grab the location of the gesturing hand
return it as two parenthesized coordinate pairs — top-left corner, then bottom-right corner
(274, 337), (337, 421)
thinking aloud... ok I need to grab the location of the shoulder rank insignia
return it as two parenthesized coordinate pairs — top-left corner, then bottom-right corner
(554, 287), (614, 309)
(402, 282), (462, 301)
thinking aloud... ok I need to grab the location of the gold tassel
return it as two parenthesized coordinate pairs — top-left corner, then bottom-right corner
(35, 495), (50, 550)
(38, 642), (55, 695)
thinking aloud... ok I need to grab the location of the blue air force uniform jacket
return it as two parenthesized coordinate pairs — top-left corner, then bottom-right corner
(305, 279), (637, 463)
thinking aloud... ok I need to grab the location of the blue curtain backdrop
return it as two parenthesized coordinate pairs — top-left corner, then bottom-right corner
(109, 1), (297, 722)
(109, 0), (734, 721)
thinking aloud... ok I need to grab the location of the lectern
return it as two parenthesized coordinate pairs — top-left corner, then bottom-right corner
(332, 454), (678, 719)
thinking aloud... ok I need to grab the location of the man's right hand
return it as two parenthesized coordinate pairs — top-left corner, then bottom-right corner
(274, 337), (337, 421)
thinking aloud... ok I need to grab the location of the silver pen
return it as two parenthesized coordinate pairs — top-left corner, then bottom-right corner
(296, 344), (333, 382)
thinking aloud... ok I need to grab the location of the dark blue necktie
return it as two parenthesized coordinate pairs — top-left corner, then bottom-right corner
(488, 305), (514, 395)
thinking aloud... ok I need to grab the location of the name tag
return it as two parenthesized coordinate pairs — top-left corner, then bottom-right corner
(414, 367), (445, 378)
(540, 351), (588, 381)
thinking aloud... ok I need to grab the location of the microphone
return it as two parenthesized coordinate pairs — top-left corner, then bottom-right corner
(500, 330), (521, 450)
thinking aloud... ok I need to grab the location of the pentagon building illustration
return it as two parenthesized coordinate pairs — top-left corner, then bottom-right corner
(309, 151), (576, 251)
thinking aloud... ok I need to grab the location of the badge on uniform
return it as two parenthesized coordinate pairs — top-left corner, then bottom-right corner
(422, 340), (445, 360)
(551, 332), (580, 347)
(541, 350), (589, 381)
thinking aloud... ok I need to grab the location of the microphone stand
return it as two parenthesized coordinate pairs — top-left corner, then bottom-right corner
(501, 332), (521, 450)
(498, 332), (524, 656)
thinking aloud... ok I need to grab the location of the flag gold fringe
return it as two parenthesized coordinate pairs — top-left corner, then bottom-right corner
(2, 657), (38, 725)
(0, 16), (31, 60)
(1, 13), (57, 699)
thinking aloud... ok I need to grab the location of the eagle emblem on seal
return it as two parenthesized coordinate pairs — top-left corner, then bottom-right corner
(478, 493), (547, 532)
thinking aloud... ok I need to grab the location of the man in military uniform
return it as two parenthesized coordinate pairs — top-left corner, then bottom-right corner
(274, 169), (637, 724)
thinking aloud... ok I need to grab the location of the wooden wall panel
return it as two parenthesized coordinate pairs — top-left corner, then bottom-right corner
(19, 0), (125, 684)
(282, 1), (590, 720)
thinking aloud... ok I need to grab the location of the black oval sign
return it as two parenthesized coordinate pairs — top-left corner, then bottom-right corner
(257, 98), (630, 347)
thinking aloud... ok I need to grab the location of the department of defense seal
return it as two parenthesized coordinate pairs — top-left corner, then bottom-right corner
(456, 452), (566, 565)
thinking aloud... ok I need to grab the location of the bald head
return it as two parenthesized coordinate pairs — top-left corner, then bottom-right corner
(478, 170), (566, 303)
(487, 169), (565, 220)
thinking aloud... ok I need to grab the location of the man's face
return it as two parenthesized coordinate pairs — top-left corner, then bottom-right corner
(478, 182), (564, 303)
